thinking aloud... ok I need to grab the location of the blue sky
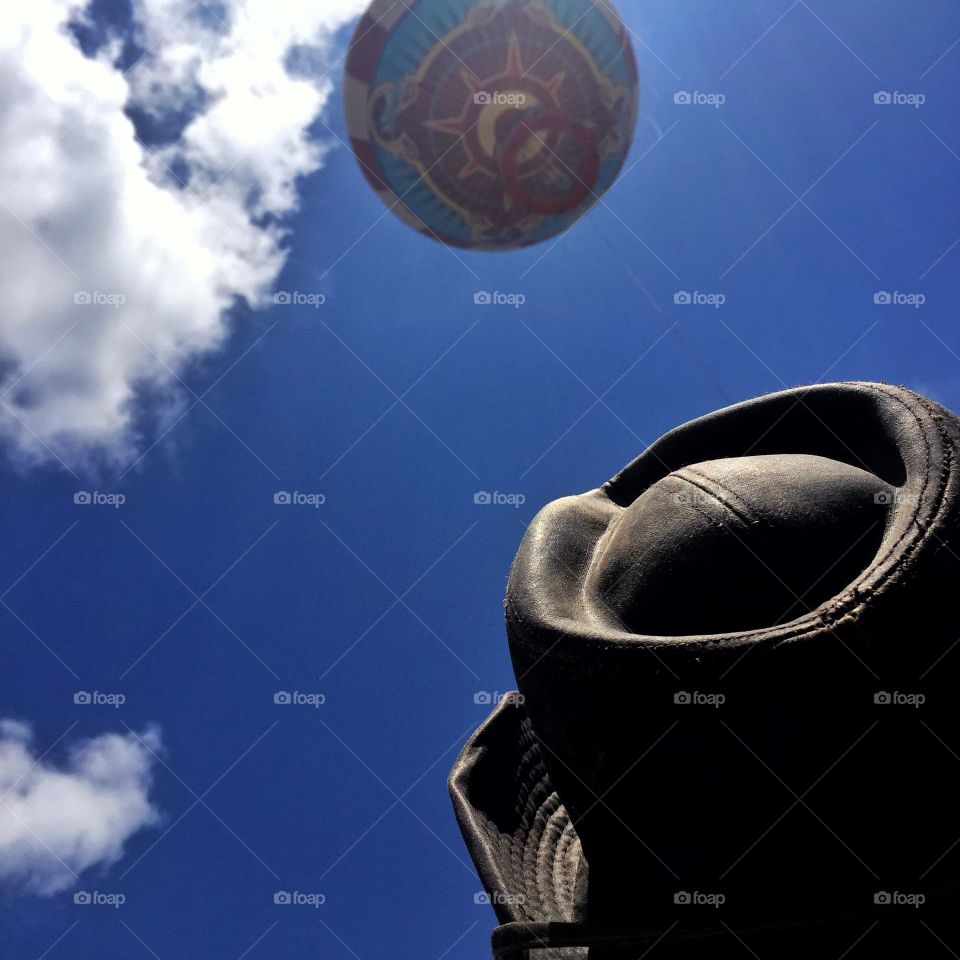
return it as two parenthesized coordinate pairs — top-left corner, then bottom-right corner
(1, 1), (959, 958)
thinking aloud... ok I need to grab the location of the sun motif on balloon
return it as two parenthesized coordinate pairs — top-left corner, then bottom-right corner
(423, 34), (567, 182)
(345, 0), (638, 251)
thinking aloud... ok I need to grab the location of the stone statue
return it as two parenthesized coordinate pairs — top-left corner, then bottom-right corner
(451, 382), (960, 958)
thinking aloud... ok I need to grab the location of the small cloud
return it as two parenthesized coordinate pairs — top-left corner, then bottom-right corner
(0, 721), (162, 895)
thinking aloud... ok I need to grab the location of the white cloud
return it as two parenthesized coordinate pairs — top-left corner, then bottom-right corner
(0, 0), (367, 469)
(0, 720), (162, 894)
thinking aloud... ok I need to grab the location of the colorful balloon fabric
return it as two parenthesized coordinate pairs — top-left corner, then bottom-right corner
(344, 0), (639, 250)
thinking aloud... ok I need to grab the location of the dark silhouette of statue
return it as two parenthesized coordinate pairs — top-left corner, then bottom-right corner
(451, 382), (960, 958)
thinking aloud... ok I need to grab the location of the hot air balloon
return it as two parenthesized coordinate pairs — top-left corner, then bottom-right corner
(344, 0), (639, 251)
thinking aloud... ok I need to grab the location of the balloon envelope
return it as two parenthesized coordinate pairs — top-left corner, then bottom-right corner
(344, 0), (639, 251)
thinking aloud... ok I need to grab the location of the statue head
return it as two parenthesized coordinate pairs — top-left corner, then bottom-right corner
(452, 382), (960, 957)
